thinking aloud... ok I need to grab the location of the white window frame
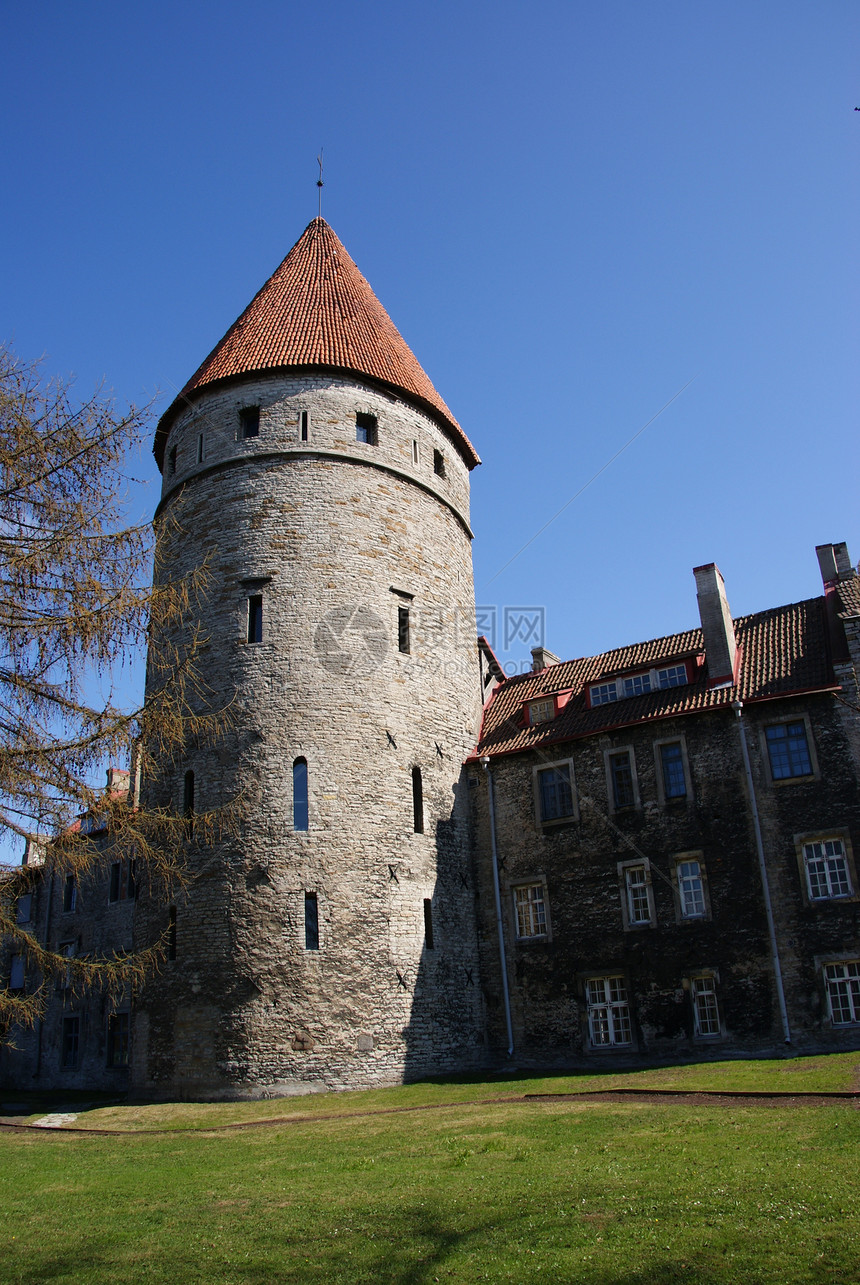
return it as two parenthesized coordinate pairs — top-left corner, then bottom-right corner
(532, 757), (577, 827)
(794, 830), (857, 906)
(584, 974), (633, 1048)
(672, 852), (710, 921)
(760, 713), (818, 785)
(689, 971), (722, 1039)
(822, 959), (860, 1026)
(653, 735), (692, 805)
(510, 878), (551, 941)
(618, 859), (655, 930)
(590, 663), (689, 708)
(528, 697), (555, 726)
(604, 745), (640, 813)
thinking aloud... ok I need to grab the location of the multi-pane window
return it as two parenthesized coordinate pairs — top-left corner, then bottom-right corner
(692, 975), (721, 1037)
(107, 1013), (130, 1067)
(355, 412), (377, 444)
(765, 721), (812, 780)
(591, 682), (618, 707)
(529, 698), (554, 726)
(537, 764), (574, 822)
(677, 859), (706, 918)
(586, 976), (632, 1046)
(624, 865), (652, 926)
(609, 751), (635, 809)
(624, 673), (651, 697)
(513, 883), (547, 938)
(659, 742), (687, 799)
(803, 839), (852, 900)
(657, 664), (688, 689)
(824, 962), (860, 1025)
(61, 1015), (80, 1068)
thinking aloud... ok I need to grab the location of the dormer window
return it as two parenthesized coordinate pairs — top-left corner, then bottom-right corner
(590, 662), (690, 708)
(529, 698), (555, 726)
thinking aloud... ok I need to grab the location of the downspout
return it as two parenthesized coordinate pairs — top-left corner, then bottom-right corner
(481, 757), (514, 1057)
(732, 701), (792, 1044)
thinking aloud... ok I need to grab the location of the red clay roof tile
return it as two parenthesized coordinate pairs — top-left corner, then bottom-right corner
(475, 597), (837, 758)
(154, 218), (478, 470)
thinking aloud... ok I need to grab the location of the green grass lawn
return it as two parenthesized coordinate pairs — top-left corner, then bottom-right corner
(1, 1054), (858, 1284)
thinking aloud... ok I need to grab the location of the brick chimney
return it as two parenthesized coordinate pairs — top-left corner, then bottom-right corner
(531, 646), (561, 673)
(694, 563), (737, 686)
(816, 541), (855, 585)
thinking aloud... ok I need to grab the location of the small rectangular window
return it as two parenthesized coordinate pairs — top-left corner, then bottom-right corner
(240, 406), (260, 439)
(514, 883), (548, 938)
(107, 1012), (130, 1068)
(304, 892), (319, 951)
(168, 446), (177, 475)
(691, 975), (721, 1037)
(765, 721), (812, 780)
(247, 595), (263, 644)
(412, 439), (420, 465)
(624, 865), (652, 926)
(660, 742), (687, 799)
(423, 898), (434, 950)
(15, 893), (32, 923)
(433, 449), (445, 477)
(300, 410), (309, 442)
(63, 874), (77, 913)
(356, 412), (377, 445)
(398, 606), (410, 654)
(168, 906), (177, 961)
(412, 766), (424, 834)
(825, 961), (860, 1024)
(109, 860), (135, 904)
(803, 839), (852, 900)
(529, 698), (555, 726)
(623, 673), (651, 697)
(609, 751), (635, 809)
(57, 941), (75, 992)
(61, 1015), (80, 1068)
(590, 682), (618, 707)
(9, 954), (24, 991)
(197, 433), (204, 464)
(657, 664), (688, 689)
(537, 764), (574, 822)
(586, 976), (632, 1046)
(677, 858), (706, 918)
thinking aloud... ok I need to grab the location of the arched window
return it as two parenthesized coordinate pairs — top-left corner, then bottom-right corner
(184, 770), (195, 839)
(412, 766), (424, 834)
(293, 758), (308, 832)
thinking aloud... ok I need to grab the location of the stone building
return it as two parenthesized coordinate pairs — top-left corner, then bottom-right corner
(2, 218), (859, 1095)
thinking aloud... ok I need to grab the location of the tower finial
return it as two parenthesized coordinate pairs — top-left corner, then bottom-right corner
(316, 149), (324, 219)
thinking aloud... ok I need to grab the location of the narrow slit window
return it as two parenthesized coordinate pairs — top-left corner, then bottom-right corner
(423, 898), (434, 950)
(240, 406), (260, 439)
(168, 446), (177, 475)
(184, 770), (195, 839)
(412, 766), (424, 834)
(355, 412), (377, 444)
(304, 891), (319, 950)
(300, 410), (309, 441)
(63, 874), (76, 913)
(247, 595), (263, 644)
(412, 439), (420, 465)
(433, 449), (445, 477)
(197, 433), (204, 464)
(293, 757), (309, 832)
(398, 606), (410, 654)
(168, 906), (177, 960)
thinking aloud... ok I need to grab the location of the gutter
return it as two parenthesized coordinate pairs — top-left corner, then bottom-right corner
(481, 757), (514, 1058)
(732, 700), (792, 1045)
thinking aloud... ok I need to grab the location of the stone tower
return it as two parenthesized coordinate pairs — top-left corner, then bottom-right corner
(132, 219), (486, 1097)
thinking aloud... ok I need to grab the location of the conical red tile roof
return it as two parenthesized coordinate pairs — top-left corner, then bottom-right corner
(155, 218), (478, 469)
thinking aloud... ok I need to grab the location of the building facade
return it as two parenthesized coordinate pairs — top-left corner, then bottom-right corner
(2, 219), (859, 1095)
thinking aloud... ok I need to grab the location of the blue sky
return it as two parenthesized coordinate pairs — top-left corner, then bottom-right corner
(2, 1), (858, 680)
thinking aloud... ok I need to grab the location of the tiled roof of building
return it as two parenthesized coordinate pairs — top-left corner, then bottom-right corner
(475, 596), (837, 758)
(834, 576), (860, 618)
(154, 218), (479, 470)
